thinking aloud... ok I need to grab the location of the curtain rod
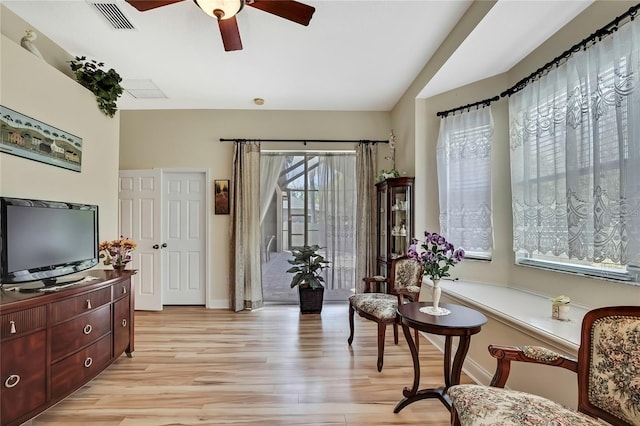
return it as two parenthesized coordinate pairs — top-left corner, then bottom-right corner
(501, 3), (638, 97)
(219, 138), (388, 145)
(436, 96), (500, 118)
(434, 3), (638, 118)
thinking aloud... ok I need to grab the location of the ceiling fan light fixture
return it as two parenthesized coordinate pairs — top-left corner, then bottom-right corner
(195, 0), (244, 20)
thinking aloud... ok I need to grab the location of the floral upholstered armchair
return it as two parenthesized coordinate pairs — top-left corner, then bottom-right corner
(348, 257), (423, 372)
(448, 306), (640, 426)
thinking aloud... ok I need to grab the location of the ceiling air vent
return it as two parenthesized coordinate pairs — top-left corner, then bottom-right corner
(91, 2), (136, 30)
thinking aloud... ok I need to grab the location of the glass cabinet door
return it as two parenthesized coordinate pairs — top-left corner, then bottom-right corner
(378, 188), (387, 261)
(390, 185), (411, 259)
(375, 177), (414, 281)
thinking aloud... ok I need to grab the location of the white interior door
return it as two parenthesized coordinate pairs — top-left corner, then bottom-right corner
(118, 169), (163, 311)
(162, 171), (207, 305)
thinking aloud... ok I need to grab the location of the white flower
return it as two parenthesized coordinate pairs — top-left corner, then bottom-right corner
(550, 295), (570, 304)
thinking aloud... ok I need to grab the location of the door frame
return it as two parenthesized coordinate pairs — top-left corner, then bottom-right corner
(119, 168), (211, 309)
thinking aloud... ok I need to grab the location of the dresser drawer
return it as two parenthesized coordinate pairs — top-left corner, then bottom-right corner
(1, 330), (46, 426)
(51, 305), (111, 362)
(50, 286), (111, 323)
(1, 306), (46, 341)
(112, 279), (131, 301)
(51, 334), (112, 400)
(113, 296), (131, 357)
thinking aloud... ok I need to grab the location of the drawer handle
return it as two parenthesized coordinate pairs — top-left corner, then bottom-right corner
(86, 299), (92, 309)
(83, 324), (93, 335)
(84, 357), (93, 368)
(4, 374), (20, 388)
(122, 287), (127, 294)
(121, 319), (127, 327)
(10, 320), (16, 334)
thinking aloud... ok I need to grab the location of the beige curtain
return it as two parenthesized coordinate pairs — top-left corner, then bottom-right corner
(230, 141), (263, 311)
(355, 143), (377, 293)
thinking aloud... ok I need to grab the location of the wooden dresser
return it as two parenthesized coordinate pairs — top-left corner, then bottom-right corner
(0, 270), (135, 426)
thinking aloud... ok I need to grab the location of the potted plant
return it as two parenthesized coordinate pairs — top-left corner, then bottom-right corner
(69, 56), (123, 118)
(99, 236), (136, 271)
(550, 295), (571, 321)
(286, 244), (330, 314)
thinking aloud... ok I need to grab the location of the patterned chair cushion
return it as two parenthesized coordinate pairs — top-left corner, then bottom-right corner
(448, 384), (603, 426)
(348, 293), (397, 320)
(393, 259), (423, 291)
(518, 345), (562, 362)
(588, 315), (640, 425)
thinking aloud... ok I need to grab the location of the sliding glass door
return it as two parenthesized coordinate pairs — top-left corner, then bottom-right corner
(261, 152), (355, 302)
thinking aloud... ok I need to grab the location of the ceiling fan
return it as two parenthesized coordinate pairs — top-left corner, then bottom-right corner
(125, 0), (315, 52)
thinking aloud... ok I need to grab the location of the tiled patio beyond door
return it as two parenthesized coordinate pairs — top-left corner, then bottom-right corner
(262, 251), (353, 303)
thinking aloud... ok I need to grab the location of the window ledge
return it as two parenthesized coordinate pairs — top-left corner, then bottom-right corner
(437, 280), (590, 354)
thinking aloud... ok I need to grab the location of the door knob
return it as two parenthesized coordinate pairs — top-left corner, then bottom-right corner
(161, 243), (167, 248)
(153, 244), (159, 249)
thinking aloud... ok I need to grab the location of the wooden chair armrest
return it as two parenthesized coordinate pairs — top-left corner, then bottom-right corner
(396, 287), (420, 304)
(362, 276), (388, 293)
(488, 344), (578, 387)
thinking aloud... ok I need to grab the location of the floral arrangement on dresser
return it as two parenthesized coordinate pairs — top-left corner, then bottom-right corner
(99, 236), (136, 269)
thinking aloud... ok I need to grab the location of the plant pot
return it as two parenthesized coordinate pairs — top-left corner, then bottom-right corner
(298, 286), (324, 314)
(552, 303), (570, 321)
(112, 264), (127, 272)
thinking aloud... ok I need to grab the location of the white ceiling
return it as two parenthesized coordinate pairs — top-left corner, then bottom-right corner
(4, 0), (593, 111)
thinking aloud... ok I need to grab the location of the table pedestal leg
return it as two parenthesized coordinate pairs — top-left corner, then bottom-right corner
(394, 327), (473, 413)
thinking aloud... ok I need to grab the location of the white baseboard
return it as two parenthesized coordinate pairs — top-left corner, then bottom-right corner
(420, 332), (493, 386)
(206, 299), (230, 309)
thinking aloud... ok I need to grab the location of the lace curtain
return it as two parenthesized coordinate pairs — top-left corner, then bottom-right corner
(436, 107), (494, 256)
(260, 155), (284, 225)
(509, 17), (640, 267)
(317, 154), (357, 290)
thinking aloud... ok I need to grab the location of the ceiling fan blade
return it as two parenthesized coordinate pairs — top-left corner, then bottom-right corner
(125, 0), (185, 12)
(248, 0), (315, 26)
(218, 17), (243, 51)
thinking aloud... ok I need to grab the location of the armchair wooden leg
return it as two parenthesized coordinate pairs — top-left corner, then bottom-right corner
(348, 303), (355, 345)
(377, 322), (387, 372)
(450, 406), (461, 426)
(393, 322), (399, 344)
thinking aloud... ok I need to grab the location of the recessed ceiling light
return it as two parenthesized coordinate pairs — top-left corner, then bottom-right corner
(254, 98), (265, 106)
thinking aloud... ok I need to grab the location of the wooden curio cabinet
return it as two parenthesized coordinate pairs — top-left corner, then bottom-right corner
(376, 177), (415, 281)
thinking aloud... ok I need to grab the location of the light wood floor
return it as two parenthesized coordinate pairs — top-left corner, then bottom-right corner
(32, 303), (473, 425)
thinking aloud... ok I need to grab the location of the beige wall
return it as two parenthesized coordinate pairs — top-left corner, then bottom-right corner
(120, 109), (391, 304)
(1, 6), (74, 78)
(0, 33), (120, 260)
(401, 0), (640, 306)
(5, 0), (638, 411)
(391, 0), (497, 179)
(391, 0), (640, 409)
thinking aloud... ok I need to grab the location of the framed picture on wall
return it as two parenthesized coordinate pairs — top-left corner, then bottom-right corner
(214, 179), (230, 215)
(0, 105), (83, 172)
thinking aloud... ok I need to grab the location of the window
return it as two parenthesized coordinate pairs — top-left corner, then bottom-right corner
(436, 107), (494, 259)
(509, 17), (640, 282)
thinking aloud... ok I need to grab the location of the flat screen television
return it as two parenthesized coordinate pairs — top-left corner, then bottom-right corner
(0, 196), (99, 288)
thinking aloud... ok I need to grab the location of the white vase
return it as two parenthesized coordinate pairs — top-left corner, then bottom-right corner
(559, 304), (570, 320)
(432, 278), (441, 310)
(419, 278), (451, 316)
(553, 303), (571, 321)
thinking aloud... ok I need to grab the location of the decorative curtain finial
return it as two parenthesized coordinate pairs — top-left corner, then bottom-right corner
(385, 130), (396, 171)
